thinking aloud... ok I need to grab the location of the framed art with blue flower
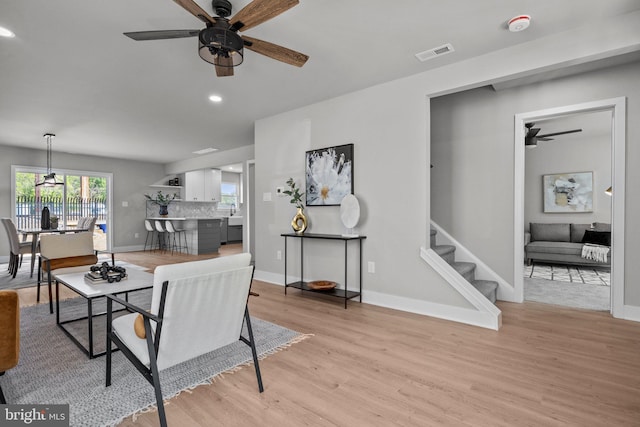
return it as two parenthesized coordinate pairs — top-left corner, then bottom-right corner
(305, 143), (354, 206)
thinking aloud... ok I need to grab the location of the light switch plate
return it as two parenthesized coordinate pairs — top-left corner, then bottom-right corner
(263, 192), (272, 202)
(276, 186), (285, 196)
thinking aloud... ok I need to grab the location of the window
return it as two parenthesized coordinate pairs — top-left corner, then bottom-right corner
(220, 182), (238, 209)
(12, 165), (112, 250)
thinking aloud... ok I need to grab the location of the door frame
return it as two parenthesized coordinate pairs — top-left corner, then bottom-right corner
(513, 97), (626, 316)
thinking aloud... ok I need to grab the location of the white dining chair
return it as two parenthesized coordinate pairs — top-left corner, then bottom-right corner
(144, 220), (157, 252)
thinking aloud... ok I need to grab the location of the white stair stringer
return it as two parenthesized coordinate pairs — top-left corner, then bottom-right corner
(421, 247), (501, 330)
(431, 221), (518, 302)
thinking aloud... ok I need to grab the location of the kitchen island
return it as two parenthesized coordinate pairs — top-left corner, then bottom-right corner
(148, 217), (222, 254)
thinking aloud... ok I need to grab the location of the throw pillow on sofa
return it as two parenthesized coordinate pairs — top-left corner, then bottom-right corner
(530, 223), (570, 242)
(581, 230), (611, 246)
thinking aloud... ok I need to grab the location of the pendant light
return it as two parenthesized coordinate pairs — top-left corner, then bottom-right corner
(36, 133), (64, 187)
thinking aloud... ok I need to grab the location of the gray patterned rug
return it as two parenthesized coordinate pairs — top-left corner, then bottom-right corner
(524, 277), (610, 311)
(2, 292), (307, 427)
(524, 263), (610, 286)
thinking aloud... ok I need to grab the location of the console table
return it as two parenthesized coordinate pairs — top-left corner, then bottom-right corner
(281, 233), (366, 308)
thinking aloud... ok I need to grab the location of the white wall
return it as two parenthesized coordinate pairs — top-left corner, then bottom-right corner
(254, 11), (640, 317)
(0, 144), (166, 256)
(524, 115), (612, 228)
(254, 87), (473, 308)
(431, 60), (640, 308)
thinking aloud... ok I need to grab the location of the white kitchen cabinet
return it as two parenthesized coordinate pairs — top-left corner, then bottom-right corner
(185, 169), (221, 202)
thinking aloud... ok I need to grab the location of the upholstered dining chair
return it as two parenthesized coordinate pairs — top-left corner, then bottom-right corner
(38, 232), (98, 313)
(0, 290), (19, 404)
(105, 253), (263, 427)
(2, 218), (32, 278)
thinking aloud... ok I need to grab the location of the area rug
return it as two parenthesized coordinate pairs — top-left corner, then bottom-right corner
(524, 263), (610, 286)
(524, 277), (610, 311)
(2, 293), (307, 427)
(0, 258), (148, 291)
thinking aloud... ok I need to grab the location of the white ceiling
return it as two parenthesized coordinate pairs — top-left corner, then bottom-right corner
(1, 0), (639, 163)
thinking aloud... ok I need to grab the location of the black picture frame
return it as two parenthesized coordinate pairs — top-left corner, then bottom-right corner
(305, 143), (354, 206)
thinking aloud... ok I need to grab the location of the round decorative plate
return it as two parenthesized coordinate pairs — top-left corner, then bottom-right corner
(340, 194), (360, 229)
(307, 280), (337, 291)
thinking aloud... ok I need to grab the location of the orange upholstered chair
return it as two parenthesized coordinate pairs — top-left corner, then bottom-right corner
(0, 290), (20, 404)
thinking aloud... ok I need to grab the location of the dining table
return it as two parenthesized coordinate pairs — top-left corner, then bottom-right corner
(18, 227), (89, 277)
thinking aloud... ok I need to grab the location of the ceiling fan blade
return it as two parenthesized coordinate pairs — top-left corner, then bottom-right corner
(230, 0), (298, 32)
(537, 129), (582, 138)
(243, 36), (308, 67)
(173, 0), (216, 24)
(123, 30), (200, 41)
(215, 57), (234, 77)
(527, 128), (541, 138)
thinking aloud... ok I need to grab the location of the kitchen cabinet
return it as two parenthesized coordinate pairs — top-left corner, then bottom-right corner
(220, 217), (228, 244)
(196, 219), (221, 254)
(184, 169), (221, 202)
(228, 224), (242, 243)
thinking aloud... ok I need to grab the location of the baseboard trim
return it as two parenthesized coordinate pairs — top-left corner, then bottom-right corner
(254, 269), (500, 330)
(623, 304), (640, 322)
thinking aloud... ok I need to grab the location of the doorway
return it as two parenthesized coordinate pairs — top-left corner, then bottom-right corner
(513, 97), (626, 317)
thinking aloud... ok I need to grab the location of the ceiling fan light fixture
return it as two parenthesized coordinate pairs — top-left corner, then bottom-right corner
(198, 26), (244, 67)
(525, 137), (538, 148)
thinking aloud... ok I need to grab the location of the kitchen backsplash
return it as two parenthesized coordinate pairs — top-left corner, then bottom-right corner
(146, 201), (243, 218)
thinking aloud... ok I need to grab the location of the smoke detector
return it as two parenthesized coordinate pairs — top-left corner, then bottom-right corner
(508, 15), (531, 32)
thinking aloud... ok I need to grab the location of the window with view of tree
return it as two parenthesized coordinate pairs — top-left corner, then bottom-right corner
(14, 171), (107, 230)
(220, 182), (238, 209)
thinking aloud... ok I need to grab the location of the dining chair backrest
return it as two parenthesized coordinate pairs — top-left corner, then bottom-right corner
(2, 218), (22, 255)
(144, 220), (154, 232)
(40, 232), (94, 258)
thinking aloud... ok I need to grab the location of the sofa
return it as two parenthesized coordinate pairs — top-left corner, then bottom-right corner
(525, 222), (611, 268)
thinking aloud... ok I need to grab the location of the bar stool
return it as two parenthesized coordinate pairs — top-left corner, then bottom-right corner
(154, 220), (167, 253)
(143, 219), (157, 251)
(165, 221), (189, 255)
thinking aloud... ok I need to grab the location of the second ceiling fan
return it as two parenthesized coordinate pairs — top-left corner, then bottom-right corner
(124, 0), (309, 77)
(525, 122), (582, 148)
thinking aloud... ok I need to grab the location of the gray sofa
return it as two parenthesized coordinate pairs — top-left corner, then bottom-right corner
(525, 222), (611, 267)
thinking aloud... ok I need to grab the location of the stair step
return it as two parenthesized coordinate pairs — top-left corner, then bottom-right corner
(472, 280), (498, 303)
(433, 245), (456, 264)
(451, 261), (476, 282)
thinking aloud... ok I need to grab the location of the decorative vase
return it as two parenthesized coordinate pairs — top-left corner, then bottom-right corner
(291, 207), (307, 234)
(159, 204), (169, 217)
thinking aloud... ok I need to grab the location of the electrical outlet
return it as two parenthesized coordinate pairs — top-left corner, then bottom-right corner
(122, 201), (129, 207)
(134, 232), (139, 239)
(277, 250), (282, 260)
(263, 192), (272, 202)
(368, 261), (375, 273)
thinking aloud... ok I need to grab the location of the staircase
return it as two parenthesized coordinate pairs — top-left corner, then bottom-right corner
(430, 228), (498, 304)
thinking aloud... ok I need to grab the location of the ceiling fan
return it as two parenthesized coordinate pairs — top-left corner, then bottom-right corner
(525, 122), (582, 148)
(124, 0), (309, 77)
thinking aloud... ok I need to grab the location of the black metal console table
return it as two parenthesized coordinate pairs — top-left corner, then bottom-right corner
(281, 232), (366, 308)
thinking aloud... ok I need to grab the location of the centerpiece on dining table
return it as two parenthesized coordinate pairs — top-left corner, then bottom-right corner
(144, 190), (179, 217)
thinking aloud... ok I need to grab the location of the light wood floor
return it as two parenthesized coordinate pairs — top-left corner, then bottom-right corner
(15, 245), (640, 426)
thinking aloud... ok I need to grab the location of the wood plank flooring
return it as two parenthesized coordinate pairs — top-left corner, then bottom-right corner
(15, 245), (640, 426)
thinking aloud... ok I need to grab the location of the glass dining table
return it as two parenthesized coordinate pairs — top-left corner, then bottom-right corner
(18, 227), (88, 277)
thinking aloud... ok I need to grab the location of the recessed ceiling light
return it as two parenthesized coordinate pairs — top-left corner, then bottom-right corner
(193, 147), (219, 155)
(0, 26), (15, 38)
(208, 95), (222, 103)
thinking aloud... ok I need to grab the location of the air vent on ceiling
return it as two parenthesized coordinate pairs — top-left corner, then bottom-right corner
(415, 43), (455, 62)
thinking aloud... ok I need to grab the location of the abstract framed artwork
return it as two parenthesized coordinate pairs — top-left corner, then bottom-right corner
(543, 171), (593, 213)
(305, 143), (354, 206)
